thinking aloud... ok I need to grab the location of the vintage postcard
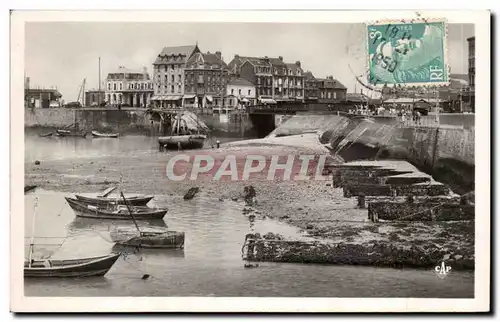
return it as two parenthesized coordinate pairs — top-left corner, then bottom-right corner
(11, 10), (490, 312)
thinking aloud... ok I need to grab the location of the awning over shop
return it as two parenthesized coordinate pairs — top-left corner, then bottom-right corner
(183, 94), (196, 99)
(165, 95), (182, 100)
(240, 98), (249, 103)
(259, 98), (277, 104)
(151, 95), (162, 100)
(205, 95), (213, 102)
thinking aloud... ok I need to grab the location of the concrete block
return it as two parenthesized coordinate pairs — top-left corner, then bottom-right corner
(368, 202), (474, 221)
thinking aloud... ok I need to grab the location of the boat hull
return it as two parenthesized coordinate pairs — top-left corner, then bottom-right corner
(24, 253), (120, 278)
(65, 197), (167, 220)
(56, 129), (87, 138)
(75, 194), (153, 206)
(111, 231), (185, 249)
(91, 130), (119, 138)
(158, 135), (206, 150)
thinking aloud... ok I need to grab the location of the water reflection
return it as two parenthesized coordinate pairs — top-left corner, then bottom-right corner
(111, 244), (186, 259)
(67, 217), (167, 232)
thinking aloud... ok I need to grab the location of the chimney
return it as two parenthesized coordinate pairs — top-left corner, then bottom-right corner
(327, 75), (333, 80)
(295, 61), (301, 67)
(279, 56), (283, 61)
(235, 54), (239, 60)
(215, 51), (222, 60)
(25, 77), (30, 90)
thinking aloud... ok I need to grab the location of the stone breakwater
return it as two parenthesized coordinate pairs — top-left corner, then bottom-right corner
(242, 159), (474, 270)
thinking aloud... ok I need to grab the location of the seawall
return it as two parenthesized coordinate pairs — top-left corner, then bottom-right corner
(25, 107), (152, 134)
(270, 113), (475, 194)
(24, 107), (257, 137)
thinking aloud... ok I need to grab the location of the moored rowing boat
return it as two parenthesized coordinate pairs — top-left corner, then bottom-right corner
(24, 253), (121, 278)
(65, 197), (167, 220)
(75, 194), (153, 206)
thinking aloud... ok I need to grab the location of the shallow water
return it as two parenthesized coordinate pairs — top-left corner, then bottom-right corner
(23, 134), (474, 297)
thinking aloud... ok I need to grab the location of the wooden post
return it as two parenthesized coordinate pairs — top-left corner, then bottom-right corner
(357, 193), (366, 208)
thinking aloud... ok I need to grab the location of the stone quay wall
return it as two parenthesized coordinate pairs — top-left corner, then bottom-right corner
(270, 113), (475, 194)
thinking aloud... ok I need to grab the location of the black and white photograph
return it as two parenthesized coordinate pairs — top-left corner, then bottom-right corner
(11, 9), (490, 313)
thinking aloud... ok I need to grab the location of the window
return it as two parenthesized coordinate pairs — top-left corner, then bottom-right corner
(107, 83), (111, 90)
(171, 75), (175, 83)
(327, 92), (331, 99)
(178, 74), (182, 81)
(333, 92), (337, 99)
(178, 85), (181, 93)
(231, 89), (234, 95)
(113, 83), (117, 91)
(171, 85), (174, 93)
(238, 89), (241, 95)
(119, 83), (122, 90)
(248, 89), (251, 95)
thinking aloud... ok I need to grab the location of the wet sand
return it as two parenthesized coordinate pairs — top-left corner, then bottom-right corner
(25, 134), (474, 270)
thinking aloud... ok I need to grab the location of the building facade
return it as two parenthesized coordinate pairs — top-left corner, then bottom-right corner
(105, 67), (153, 107)
(237, 55), (304, 103)
(152, 44), (200, 108)
(85, 89), (105, 107)
(223, 77), (256, 112)
(303, 71), (319, 101)
(184, 51), (229, 109)
(240, 58), (274, 103)
(25, 88), (62, 108)
(24, 76), (62, 108)
(315, 76), (347, 103)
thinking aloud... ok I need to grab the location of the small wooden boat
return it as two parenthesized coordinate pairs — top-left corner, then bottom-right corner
(39, 132), (53, 137)
(158, 112), (206, 150)
(25, 198), (120, 278)
(56, 129), (87, 138)
(75, 194), (153, 206)
(24, 185), (37, 193)
(109, 192), (184, 249)
(24, 253), (121, 278)
(158, 134), (206, 150)
(110, 229), (185, 249)
(65, 197), (167, 220)
(91, 130), (119, 138)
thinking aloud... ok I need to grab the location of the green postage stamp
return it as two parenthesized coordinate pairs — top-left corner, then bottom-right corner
(366, 18), (449, 87)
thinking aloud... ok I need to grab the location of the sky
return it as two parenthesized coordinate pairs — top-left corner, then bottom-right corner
(25, 22), (474, 102)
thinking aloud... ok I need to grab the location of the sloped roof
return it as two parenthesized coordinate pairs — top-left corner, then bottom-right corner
(286, 63), (303, 72)
(303, 71), (315, 81)
(243, 58), (272, 67)
(154, 45), (198, 64)
(268, 57), (286, 66)
(186, 52), (227, 68)
(316, 77), (347, 90)
(159, 45), (196, 56)
(228, 77), (254, 87)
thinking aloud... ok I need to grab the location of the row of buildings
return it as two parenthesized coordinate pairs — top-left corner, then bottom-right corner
(84, 44), (347, 111)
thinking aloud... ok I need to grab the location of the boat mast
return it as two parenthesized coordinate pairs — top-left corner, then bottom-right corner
(98, 57), (101, 106)
(120, 191), (142, 234)
(28, 197), (38, 268)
